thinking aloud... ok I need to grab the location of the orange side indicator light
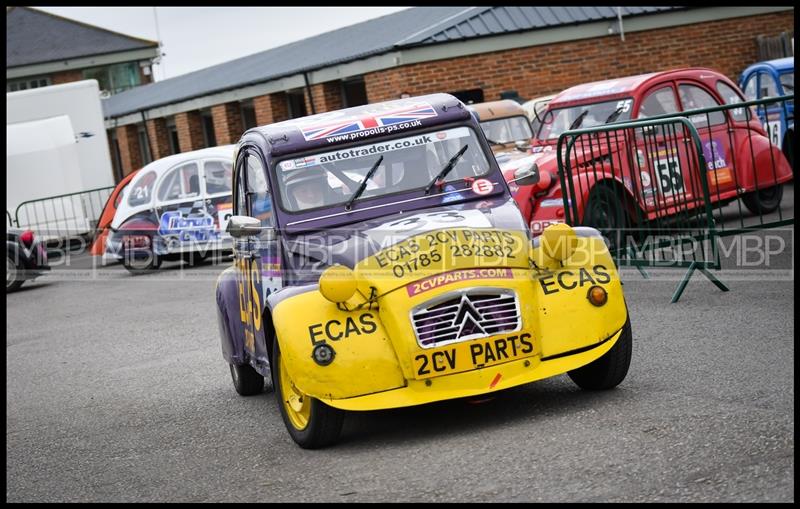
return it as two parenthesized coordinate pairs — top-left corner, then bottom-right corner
(587, 285), (608, 307)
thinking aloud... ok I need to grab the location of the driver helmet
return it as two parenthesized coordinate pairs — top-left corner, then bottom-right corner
(284, 169), (329, 210)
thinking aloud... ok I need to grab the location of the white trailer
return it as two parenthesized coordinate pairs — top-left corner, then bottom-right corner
(6, 80), (115, 238)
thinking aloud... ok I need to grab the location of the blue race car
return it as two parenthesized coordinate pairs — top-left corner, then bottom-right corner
(740, 57), (794, 168)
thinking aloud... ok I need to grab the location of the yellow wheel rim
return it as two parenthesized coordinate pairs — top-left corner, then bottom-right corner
(279, 353), (311, 430)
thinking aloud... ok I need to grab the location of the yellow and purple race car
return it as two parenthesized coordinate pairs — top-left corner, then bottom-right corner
(215, 93), (632, 448)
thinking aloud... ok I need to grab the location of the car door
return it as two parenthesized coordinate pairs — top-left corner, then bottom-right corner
(243, 148), (280, 301)
(633, 83), (690, 215)
(153, 160), (207, 253)
(676, 81), (737, 198)
(232, 147), (278, 364)
(742, 72), (758, 102)
(758, 70), (785, 149)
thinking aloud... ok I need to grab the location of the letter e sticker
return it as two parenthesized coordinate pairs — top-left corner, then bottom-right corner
(472, 179), (493, 195)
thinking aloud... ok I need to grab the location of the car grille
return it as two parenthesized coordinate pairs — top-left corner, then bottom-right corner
(411, 288), (520, 348)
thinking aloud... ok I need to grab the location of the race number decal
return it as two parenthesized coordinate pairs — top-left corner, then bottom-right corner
(132, 186), (149, 201)
(653, 150), (684, 196)
(236, 257), (263, 351)
(616, 99), (632, 113)
(765, 121), (782, 148)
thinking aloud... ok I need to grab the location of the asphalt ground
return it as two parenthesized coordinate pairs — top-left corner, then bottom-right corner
(6, 188), (794, 502)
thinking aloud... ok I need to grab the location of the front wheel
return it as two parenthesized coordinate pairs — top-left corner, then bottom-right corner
(568, 319), (632, 390)
(741, 184), (783, 215)
(273, 341), (344, 449)
(582, 185), (631, 254)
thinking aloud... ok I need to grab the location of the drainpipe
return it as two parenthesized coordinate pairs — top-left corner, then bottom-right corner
(140, 110), (153, 162)
(303, 72), (316, 115)
(616, 7), (625, 42)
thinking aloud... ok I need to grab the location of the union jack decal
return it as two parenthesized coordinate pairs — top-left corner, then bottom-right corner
(300, 103), (438, 141)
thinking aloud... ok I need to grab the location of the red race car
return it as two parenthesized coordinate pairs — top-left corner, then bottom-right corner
(514, 68), (793, 237)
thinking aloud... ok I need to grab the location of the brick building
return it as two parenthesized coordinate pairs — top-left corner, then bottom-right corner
(6, 7), (159, 95)
(102, 6), (794, 179)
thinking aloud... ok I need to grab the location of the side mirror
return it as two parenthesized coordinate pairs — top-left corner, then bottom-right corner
(510, 163), (540, 186)
(227, 215), (275, 240)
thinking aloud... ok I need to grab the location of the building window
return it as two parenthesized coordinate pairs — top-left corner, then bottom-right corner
(7, 76), (51, 92)
(240, 99), (257, 131)
(136, 124), (152, 165)
(165, 116), (180, 155)
(341, 76), (368, 107)
(200, 109), (216, 147)
(286, 89), (308, 119)
(450, 89), (485, 105)
(83, 62), (142, 95)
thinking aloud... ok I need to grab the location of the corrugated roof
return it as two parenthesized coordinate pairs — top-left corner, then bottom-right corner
(410, 6), (681, 43)
(103, 6), (685, 119)
(6, 7), (158, 68)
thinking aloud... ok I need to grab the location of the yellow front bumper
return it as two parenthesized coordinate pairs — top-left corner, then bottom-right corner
(320, 324), (623, 411)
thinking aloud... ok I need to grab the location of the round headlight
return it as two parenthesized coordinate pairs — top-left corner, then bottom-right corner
(319, 264), (357, 303)
(540, 223), (577, 261)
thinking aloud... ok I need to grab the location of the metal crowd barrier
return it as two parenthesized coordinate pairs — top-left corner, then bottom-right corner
(556, 95), (794, 302)
(631, 95), (794, 237)
(13, 186), (115, 245)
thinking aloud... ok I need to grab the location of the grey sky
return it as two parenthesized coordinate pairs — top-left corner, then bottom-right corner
(33, 6), (410, 81)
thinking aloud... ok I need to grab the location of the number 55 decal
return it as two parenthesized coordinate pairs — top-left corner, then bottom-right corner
(654, 152), (684, 196)
(616, 99), (632, 113)
(236, 257), (262, 351)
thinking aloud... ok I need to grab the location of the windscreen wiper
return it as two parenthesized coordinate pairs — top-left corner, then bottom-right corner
(424, 144), (469, 195)
(344, 155), (383, 210)
(569, 110), (589, 130)
(604, 106), (624, 124)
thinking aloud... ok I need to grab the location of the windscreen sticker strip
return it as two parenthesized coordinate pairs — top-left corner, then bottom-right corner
(279, 127), (471, 172)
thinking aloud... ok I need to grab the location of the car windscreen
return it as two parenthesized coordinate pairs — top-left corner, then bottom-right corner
(536, 98), (634, 140)
(480, 115), (533, 144)
(274, 126), (492, 213)
(779, 71), (794, 93)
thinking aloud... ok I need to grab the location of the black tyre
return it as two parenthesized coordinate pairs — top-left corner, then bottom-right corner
(273, 341), (344, 449)
(122, 247), (162, 274)
(182, 251), (210, 267)
(6, 256), (24, 293)
(229, 362), (265, 396)
(741, 184), (783, 215)
(582, 184), (631, 253)
(568, 319), (632, 390)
